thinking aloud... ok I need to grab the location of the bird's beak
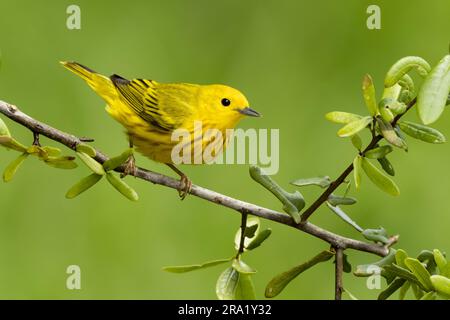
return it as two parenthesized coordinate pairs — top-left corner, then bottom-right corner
(238, 107), (261, 117)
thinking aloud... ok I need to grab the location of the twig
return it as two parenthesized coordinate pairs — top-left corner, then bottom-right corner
(32, 132), (40, 146)
(334, 247), (344, 300)
(0, 100), (390, 257)
(301, 97), (417, 222)
(79, 137), (95, 142)
(236, 212), (248, 258)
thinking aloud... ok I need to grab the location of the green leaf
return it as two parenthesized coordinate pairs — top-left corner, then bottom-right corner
(106, 172), (139, 201)
(361, 157), (400, 196)
(326, 203), (363, 232)
(0, 136), (28, 152)
(26, 145), (43, 156)
(417, 54), (450, 124)
(243, 224), (259, 239)
(0, 117), (11, 137)
(411, 283), (424, 299)
(398, 74), (415, 93)
(290, 176), (331, 188)
(3, 153), (28, 182)
(216, 267), (239, 300)
(325, 111), (362, 124)
(342, 253), (352, 273)
(442, 264), (450, 279)
(235, 273), (256, 300)
(354, 249), (396, 277)
(31, 145), (50, 158)
(426, 259), (438, 276)
(327, 194), (357, 206)
(353, 156), (362, 190)
(416, 250), (438, 275)
(44, 156), (78, 169)
(245, 228), (272, 251)
(27, 145), (44, 156)
(398, 121), (446, 144)
(404, 258), (434, 291)
(379, 98), (406, 118)
(430, 275), (450, 298)
(399, 89), (414, 105)
(103, 148), (134, 171)
(351, 134), (362, 150)
(395, 249), (409, 269)
(281, 190), (305, 219)
(232, 259), (257, 274)
(433, 249), (448, 275)
(377, 157), (395, 176)
(28, 145), (49, 159)
(265, 250), (334, 298)
(399, 281), (410, 300)
(337, 116), (373, 137)
(383, 264), (425, 289)
(65, 173), (103, 199)
(250, 166), (304, 223)
(163, 257), (233, 273)
(343, 180), (351, 197)
(378, 278), (406, 300)
(77, 151), (105, 175)
(362, 227), (389, 244)
(376, 117), (407, 150)
(234, 216), (260, 251)
(382, 83), (402, 101)
(280, 195), (303, 220)
(420, 291), (437, 300)
(362, 74), (378, 116)
(41, 146), (61, 157)
(364, 145), (393, 159)
(417, 250), (435, 262)
(76, 143), (96, 157)
(383, 270), (401, 285)
(384, 56), (431, 87)
(388, 101), (407, 116)
(379, 105), (395, 122)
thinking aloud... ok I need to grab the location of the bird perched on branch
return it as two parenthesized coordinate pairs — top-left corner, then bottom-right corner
(61, 61), (260, 199)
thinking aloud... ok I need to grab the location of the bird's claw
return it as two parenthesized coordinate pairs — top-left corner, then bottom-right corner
(178, 175), (192, 200)
(121, 154), (137, 178)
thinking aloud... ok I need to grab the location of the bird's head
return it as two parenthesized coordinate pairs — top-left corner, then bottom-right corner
(199, 84), (260, 127)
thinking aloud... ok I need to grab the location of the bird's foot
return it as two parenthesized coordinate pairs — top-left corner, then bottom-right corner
(178, 174), (192, 200)
(165, 163), (192, 200)
(121, 154), (137, 178)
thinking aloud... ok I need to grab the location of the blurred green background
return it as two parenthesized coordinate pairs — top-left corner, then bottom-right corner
(0, 0), (449, 299)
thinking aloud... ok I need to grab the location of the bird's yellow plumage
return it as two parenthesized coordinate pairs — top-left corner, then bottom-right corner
(61, 61), (259, 197)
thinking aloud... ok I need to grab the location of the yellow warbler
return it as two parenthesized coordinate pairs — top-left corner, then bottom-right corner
(61, 61), (260, 198)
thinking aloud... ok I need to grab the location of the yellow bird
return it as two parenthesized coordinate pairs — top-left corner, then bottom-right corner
(61, 62), (260, 198)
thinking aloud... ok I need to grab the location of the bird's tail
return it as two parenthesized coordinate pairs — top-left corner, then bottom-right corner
(60, 61), (116, 105)
(60, 61), (98, 81)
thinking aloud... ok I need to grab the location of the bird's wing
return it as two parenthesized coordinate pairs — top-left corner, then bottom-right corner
(110, 74), (177, 131)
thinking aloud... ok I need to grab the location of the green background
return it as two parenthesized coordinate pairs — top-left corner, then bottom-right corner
(0, 0), (449, 299)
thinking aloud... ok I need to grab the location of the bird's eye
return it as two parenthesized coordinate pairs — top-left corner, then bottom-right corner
(221, 98), (231, 107)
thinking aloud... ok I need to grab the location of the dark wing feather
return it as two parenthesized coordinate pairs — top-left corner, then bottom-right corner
(110, 74), (175, 131)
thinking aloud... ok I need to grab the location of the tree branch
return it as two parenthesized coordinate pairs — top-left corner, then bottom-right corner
(334, 247), (344, 300)
(301, 97), (417, 221)
(236, 212), (248, 258)
(0, 100), (390, 257)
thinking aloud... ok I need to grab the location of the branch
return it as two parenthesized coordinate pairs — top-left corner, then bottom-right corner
(301, 97), (417, 221)
(236, 212), (248, 258)
(0, 100), (390, 257)
(334, 247), (344, 300)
